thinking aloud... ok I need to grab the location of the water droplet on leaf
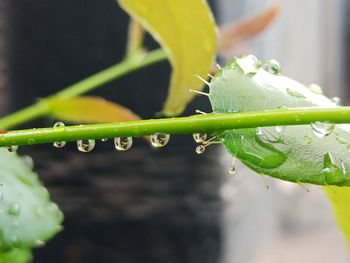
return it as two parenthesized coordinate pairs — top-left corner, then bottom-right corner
(77, 139), (95, 152)
(150, 133), (170, 148)
(6, 145), (18, 153)
(236, 54), (259, 75)
(193, 133), (207, 143)
(53, 122), (65, 132)
(101, 138), (108, 142)
(307, 84), (323, 94)
(114, 137), (133, 151)
(286, 88), (305, 98)
(311, 121), (335, 138)
(8, 202), (20, 216)
(261, 59), (281, 75)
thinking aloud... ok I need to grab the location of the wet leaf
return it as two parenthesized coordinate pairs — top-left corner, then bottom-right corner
(0, 149), (63, 250)
(118, 0), (217, 116)
(47, 96), (140, 123)
(209, 55), (349, 186)
(0, 248), (32, 263)
(219, 3), (280, 57)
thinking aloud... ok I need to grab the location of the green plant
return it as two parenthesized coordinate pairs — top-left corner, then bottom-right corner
(0, 0), (348, 262)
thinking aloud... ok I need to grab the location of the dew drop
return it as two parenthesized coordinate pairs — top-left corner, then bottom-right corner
(311, 121), (335, 138)
(275, 126), (285, 133)
(53, 141), (66, 148)
(286, 88), (305, 98)
(114, 137), (133, 151)
(8, 202), (20, 216)
(236, 54), (259, 74)
(261, 59), (281, 75)
(77, 139), (95, 152)
(195, 145), (206, 154)
(193, 133), (207, 143)
(6, 145), (18, 153)
(150, 133), (170, 148)
(304, 135), (312, 144)
(53, 122), (65, 132)
(307, 83), (323, 94)
(228, 158), (236, 175)
(101, 138), (108, 142)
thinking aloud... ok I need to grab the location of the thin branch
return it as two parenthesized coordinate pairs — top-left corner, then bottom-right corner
(1, 107), (350, 147)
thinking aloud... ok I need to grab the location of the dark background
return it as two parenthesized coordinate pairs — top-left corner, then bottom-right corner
(2, 0), (224, 262)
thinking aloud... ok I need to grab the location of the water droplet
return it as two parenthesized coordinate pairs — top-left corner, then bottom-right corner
(8, 203), (20, 216)
(101, 138), (108, 142)
(323, 152), (345, 184)
(53, 141), (66, 148)
(236, 54), (259, 74)
(286, 88), (305, 98)
(228, 158), (236, 175)
(150, 133), (170, 148)
(195, 145), (206, 154)
(331, 97), (341, 105)
(275, 126), (285, 133)
(261, 59), (281, 75)
(311, 121), (335, 138)
(27, 138), (35, 145)
(53, 122), (65, 132)
(193, 133), (207, 143)
(336, 135), (347, 144)
(53, 122), (66, 148)
(304, 135), (312, 144)
(307, 83), (323, 94)
(77, 139), (95, 152)
(114, 137), (133, 151)
(6, 145), (18, 153)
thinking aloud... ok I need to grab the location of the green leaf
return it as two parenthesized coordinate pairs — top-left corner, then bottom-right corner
(0, 248), (32, 263)
(118, 0), (217, 116)
(47, 96), (140, 123)
(209, 55), (348, 186)
(0, 149), (63, 250)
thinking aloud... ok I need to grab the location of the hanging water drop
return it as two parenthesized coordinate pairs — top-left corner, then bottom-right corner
(286, 88), (305, 98)
(101, 138), (108, 142)
(53, 122), (66, 148)
(261, 59), (281, 75)
(77, 139), (95, 152)
(195, 145), (206, 154)
(307, 84), (323, 94)
(150, 133), (170, 148)
(8, 202), (20, 216)
(114, 137), (133, 151)
(311, 121), (335, 138)
(6, 145), (18, 153)
(229, 158), (236, 175)
(236, 54), (259, 74)
(193, 133), (207, 143)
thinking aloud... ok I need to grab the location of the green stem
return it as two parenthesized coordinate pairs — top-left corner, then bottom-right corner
(1, 107), (350, 147)
(0, 49), (166, 129)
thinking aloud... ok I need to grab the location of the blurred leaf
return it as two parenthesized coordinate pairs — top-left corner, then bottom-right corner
(218, 2), (280, 56)
(0, 248), (32, 263)
(47, 96), (140, 123)
(0, 149), (63, 250)
(118, 0), (217, 116)
(324, 187), (350, 249)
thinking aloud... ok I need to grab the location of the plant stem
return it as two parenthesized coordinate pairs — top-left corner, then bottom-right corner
(0, 49), (167, 129)
(1, 107), (350, 147)
(126, 20), (145, 57)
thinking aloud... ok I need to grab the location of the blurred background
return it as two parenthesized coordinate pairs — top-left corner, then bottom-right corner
(0, 0), (349, 262)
